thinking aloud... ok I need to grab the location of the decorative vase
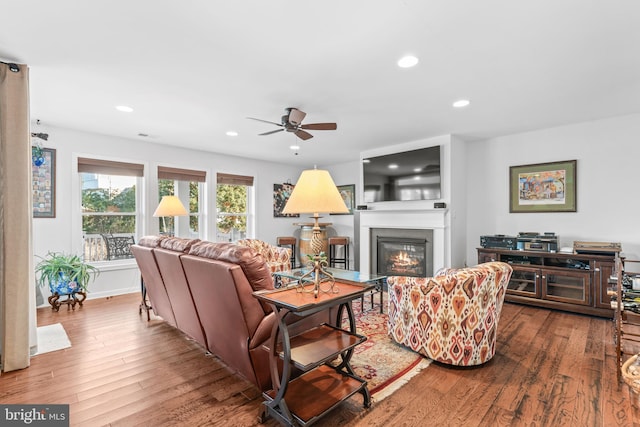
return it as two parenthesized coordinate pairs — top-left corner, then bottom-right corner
(49, 273), (81, 296)
(47, 272), (86, 311)
(32, 145), (45, 167)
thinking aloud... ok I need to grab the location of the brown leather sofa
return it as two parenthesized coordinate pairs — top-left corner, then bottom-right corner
(131, 235), (331, 392)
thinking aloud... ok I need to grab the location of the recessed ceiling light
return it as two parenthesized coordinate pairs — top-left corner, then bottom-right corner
(115, 105), (133, 113)
(290, 145), (300, 150)
(397, 55), (419, 68)
(362, 159), (371, 163)
(388, 163), (399, 169)
(413, 168), (422, 172)
(453, 99), (470, 108)
(226, 131), (238, 136)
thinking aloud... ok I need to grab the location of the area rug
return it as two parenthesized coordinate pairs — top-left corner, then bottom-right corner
(34, 323), (71, 355)
(348, 292), (431, 402)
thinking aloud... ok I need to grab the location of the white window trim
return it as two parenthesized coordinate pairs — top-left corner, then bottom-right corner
(72, 153), (148, 266)
(215, 181), (255, 240)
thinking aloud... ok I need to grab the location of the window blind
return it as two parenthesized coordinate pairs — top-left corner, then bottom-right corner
(78, 157), (144, 177)
(217, 173), (254, 186)
(158, 166), (206, 182)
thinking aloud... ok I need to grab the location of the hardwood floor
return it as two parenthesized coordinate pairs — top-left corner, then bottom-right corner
(2, 293), (638, 426)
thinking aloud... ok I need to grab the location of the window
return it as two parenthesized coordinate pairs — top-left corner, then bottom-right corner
(158, 166), (206, 238)
(216, 173), (254, 242)
(78, 157), (143, 262)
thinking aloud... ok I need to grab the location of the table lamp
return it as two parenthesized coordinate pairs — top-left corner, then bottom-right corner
(282, 168), (349, 297)
(153, 195), (188, 236)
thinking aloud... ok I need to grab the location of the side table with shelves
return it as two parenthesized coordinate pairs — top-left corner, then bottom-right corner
(478, 248), (616, 317)
(253, 281), (373, 426)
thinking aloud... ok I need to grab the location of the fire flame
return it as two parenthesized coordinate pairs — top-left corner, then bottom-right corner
(391, 251), (416, 267)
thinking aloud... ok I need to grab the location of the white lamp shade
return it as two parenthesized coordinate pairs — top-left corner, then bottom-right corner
(282, 169), (349, 215)
(153, 196), (188, 217)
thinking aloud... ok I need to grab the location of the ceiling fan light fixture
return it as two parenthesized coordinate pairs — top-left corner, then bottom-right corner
(398, 55), (419, 68)
(248, 107), (337, 141)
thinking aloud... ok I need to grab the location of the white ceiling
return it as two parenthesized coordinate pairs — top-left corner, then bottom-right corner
(1, 1), (639, 167)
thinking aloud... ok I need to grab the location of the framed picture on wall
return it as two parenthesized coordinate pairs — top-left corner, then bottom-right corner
(273, 183), (299, 217)
(32, 148), (56, 218)
(332, 184), (355, 215)
(509, 159), (577, 213)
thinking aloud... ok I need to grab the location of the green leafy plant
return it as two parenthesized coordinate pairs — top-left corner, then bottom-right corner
(35, 252), (99, 292)
(32, 145), (43, 158)
(306, 251), (328, 264)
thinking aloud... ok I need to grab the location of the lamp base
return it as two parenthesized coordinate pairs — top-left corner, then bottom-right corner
(296, 256), (338, 298)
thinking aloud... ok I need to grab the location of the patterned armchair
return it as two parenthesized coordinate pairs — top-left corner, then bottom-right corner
(236, 239), (292, 274)
(387, 262), (512, 366)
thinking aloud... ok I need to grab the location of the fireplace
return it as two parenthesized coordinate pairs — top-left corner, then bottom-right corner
(377, 237), (427, 276)
(370, 228), (433, 277)
(358, 208), (447, 277)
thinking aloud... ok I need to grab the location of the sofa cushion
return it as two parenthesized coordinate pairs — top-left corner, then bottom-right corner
(137, 235), (167, 248)
(160, 236), (200, 253)
(188, 241), (275, 293)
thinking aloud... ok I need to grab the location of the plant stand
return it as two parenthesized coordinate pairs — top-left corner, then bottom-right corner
(48, 291), (86, 312)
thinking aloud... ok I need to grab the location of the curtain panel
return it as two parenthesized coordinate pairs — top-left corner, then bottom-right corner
(0, 62), (32, 372)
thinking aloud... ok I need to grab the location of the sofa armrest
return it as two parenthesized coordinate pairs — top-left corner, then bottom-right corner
(249, 312), (275, 350)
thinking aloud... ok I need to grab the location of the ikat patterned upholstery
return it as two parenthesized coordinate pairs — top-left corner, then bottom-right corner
(387, 261), (512, 366)
(236, 239), (292, 274)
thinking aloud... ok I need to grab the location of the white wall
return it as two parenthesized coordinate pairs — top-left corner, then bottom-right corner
(321, 160), (360, 266)
(450, 135), (468, 267)
(322, 160), (359, 236)
(465, 113), (640, 266)
(33, 125), (305, 304)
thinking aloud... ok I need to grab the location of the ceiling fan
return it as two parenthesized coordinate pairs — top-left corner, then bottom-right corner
(247, 107), (337, 140)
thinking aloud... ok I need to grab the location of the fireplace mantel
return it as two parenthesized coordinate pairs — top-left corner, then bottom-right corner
(359, 209), (448, 275)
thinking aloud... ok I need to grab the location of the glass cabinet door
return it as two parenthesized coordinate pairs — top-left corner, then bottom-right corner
(507, 266), (540, 297)
(478, 252), (497, 264)
(543, 270), (590, 305)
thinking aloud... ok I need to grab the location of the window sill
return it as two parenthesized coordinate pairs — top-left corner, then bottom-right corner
(94, 259), (138, 272)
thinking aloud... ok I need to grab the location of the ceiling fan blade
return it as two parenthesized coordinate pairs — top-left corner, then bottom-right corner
(300, 123), (337, 131)
(247, 117), (283, 127)
(259, 129), (285, 136)
(295, 129), (313, 140)
(288, 108), (307, 126)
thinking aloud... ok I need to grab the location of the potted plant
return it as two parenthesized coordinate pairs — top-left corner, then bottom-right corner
(35, 252), (99, 310)
(31, 144), (45, 166)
